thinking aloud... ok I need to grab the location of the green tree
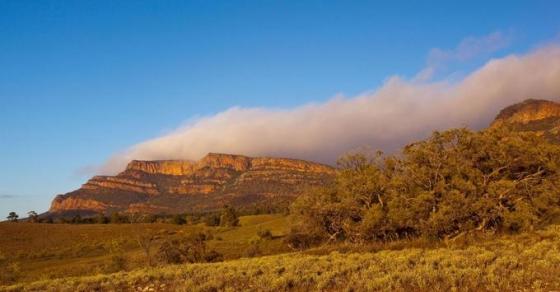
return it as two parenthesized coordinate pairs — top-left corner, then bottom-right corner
(172, 214), (186, 225)
(71, 214), (82, 224)
(220, 205), (239, 227)
(157, 232), (223, 264)
(110, 212), (126, 224)
(27, 211), (39, 223)
(203, 214), (220, 226)
(6, 212), (18, 223)
(291, 127), (560, 245)
(95, 214), (109, 224)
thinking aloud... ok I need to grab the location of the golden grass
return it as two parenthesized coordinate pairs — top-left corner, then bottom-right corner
(4, 224), (560, 291)
(0, 214), (290, 284)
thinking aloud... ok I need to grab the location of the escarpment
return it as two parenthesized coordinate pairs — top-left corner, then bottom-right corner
(490, 99), (560, 143)
(48, 153), (335, 216)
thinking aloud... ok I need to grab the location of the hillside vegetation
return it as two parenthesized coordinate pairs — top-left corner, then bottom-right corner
(290, 127), (560, 246)
(4, 224), (560, 291)
(0, 214), (290, 285)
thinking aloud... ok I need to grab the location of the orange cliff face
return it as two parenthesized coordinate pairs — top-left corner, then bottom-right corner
(491, 99), (560, 127)
(490, 99), (560, 143)
(125, 160), (196, 176)
(48, 153), (335, 216)
(50, 195), (109, 212)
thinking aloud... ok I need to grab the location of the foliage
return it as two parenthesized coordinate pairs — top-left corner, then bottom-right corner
(0, 214), (290, 284)
(110, 212), (127, 224)
(95, 214), (109, 224)
(283, 231), (322, 250)
(157, 232), (223, 264)
(203, 214), (221, 227)
(257, 229), (273, 240)
(105, 254), (127, 273)
(220, 205), (239, 227)
(292, 128), (560, 243)
(0, 250), (20, 285)
(6, 212), (18, 223)
(9, 224), (560, 291)
(26, 211), (38, 223)
(171, 214), (186, 225)
(243, 243), (261, 258)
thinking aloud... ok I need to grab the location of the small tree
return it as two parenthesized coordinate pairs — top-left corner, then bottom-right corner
(172, 214), (186, 225)
(157, 232), (223, 264)
(95, 214), (109, 224)
(219, 205), (239, 227)
(27, 211), (39, 223)
(203, 214), (220, 226)
(257, 229), (273, 240)
(110, 212), (126, 224)
(71, 214), (82, 224)
(136, 233), (156, 266)
(6, 212), (18, 223)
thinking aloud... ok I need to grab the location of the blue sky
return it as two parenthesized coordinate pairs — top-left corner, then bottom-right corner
(1, 0), (560, 218)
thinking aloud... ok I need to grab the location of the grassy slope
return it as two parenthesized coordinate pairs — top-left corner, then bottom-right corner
(0, 214), (290, 284)
(4, 224), (560, 291)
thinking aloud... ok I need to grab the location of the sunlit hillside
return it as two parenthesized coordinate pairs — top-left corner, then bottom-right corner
(0, 215), (290, 285)
(4, 224), (560, 291)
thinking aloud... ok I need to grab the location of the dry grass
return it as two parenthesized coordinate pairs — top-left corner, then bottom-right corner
(3, 224), (560, 291)
(0, 214), (290, 284)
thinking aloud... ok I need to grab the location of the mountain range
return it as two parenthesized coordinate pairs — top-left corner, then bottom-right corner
(49, 153), (334, 216)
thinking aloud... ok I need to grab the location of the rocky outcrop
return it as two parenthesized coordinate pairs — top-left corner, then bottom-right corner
(48, 153), (335, 216)
(490, 99), (560, 143)
(50, 195), (109, 212)
(491, 99), (560, 127)
(125, 160), (196, 176)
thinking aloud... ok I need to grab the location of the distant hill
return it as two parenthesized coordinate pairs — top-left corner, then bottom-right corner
(48, 153), (334, 217)
(491, 98), (560, 142)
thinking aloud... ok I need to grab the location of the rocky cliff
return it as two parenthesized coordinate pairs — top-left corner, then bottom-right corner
(490, 99), (560, 142)
(49, 153), (335, 216)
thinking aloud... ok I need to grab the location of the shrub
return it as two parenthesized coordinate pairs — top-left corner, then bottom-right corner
(257, 229), (273, 240)
(104, 254), (127, 273)
(203, 214), (221, 227)
(220, 205), (239, 227)
(0, 251), (20, 285)
(283, 231), (322, 250)
(95, 214), (109, 224)
(157, 233), (223, 264)
(243, 243), (261, 258)
(292, 128), (560, 244)
(172, 214), (186, 225)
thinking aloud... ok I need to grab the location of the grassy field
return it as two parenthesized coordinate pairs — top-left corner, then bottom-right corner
(0, 214), (291, 284)
(3, 224), (560, 291)
(3, 215), (560, 291)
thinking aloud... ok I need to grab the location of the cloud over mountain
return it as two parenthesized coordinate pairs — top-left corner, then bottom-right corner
(100, 42), (560, 174)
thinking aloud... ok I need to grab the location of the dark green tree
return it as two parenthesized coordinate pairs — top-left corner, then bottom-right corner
(6, 212), (18, 223)
(172, 214), (186, 225)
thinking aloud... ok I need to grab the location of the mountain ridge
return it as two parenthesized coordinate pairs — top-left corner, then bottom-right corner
(48, 153), (335, 216)
(490, 98), (560, 143)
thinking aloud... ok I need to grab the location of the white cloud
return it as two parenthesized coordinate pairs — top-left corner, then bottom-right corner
(416, 31), (513, 81)
(99, 41), (560, 175)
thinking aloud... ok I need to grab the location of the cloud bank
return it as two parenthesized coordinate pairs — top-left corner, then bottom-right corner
(100, 41), (560, 175)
